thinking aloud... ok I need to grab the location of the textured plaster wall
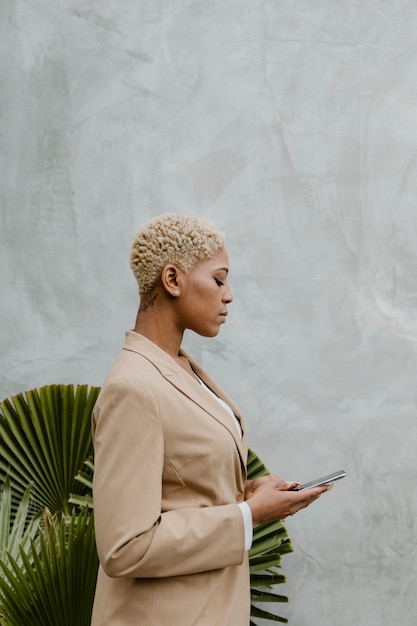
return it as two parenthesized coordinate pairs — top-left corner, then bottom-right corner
(2, 1), (417, 624)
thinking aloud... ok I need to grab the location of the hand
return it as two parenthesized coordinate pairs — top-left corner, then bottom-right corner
(245, 474), (331, 525)
(245, 474), (298, 500)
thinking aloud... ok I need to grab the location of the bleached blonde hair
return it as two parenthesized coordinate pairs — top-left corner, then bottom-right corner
(130, 213), (225, 295)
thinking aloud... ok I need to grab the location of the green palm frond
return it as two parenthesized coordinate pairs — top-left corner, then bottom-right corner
(0, 508), (98, 626)
(247, 449), (293, 625)
(0, 385), (99, 516)
(69, 457), (94, 509)
(250, 605), (290, 623)
(0, 476), (41, 572)
(247, 448), (271, 479)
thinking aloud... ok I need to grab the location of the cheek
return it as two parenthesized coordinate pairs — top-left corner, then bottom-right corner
(189, 282), (216, 303)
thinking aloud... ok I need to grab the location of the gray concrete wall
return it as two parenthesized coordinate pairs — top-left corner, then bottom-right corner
(2, 1), (417, 624)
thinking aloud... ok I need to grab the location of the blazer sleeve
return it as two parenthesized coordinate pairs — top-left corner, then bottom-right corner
(92, 378), (246, 579)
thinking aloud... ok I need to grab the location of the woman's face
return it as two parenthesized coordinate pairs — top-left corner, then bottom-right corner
(176, 248), (233, 337)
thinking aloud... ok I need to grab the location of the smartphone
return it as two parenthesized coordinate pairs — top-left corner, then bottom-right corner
(293, 470), (346, 491)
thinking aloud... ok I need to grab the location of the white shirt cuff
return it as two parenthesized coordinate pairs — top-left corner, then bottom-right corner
(238, 501), (253, 551)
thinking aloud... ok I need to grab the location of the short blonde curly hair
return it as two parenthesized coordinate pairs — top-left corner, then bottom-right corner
(130, 213), (225, 295)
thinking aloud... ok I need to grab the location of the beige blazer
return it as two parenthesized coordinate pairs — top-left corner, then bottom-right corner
(91, 330), (250, 626)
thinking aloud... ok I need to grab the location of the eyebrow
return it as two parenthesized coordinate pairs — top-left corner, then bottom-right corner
(214, 267), (229, 273)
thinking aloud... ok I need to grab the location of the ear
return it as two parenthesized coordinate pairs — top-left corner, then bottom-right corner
(160, 264), (183, 297)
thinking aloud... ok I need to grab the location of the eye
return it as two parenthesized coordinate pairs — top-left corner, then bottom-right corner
(214, 277), (224, 287)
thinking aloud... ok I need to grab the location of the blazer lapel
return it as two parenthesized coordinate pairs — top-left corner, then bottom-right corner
(182, 351), (246, 435)
(122, 331), (247, 472)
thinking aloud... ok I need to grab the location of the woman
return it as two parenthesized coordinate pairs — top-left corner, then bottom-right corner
(91, 214), (329, 626)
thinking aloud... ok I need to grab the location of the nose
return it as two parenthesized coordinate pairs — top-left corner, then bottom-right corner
(223, 285), (233, 304)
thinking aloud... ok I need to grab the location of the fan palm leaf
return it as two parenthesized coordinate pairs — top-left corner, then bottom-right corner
(0, 385), (99, 516)
(0, 508), (98, 626)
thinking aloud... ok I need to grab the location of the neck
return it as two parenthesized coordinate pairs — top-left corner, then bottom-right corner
(133, 293), (184, 359)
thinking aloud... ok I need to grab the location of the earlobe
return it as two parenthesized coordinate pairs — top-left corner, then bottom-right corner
(161, 264), (181, 297)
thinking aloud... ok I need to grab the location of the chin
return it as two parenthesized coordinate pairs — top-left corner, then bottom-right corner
(195, 327), (221, 338)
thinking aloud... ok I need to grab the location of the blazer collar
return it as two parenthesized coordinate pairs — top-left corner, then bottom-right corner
(123, 330), (247, 471)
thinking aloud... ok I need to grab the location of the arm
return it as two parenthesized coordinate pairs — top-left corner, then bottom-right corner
(92, 379), (246, 579)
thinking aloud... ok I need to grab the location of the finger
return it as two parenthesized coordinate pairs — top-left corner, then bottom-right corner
(286, 481), (300, 490)
(301, 484), (332, 497)
(269, 476), (291, 490)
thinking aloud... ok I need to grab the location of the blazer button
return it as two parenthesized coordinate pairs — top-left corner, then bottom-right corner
(236, 492), (243, 502)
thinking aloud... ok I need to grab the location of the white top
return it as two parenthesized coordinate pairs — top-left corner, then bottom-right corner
(197, 376), (253, 551)
(197, 377), (243, 438)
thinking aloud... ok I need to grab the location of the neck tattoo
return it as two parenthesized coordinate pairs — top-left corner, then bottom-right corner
(139, 293), (158, 313)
